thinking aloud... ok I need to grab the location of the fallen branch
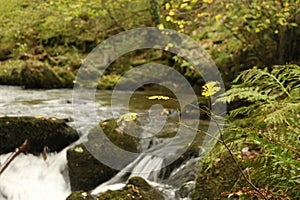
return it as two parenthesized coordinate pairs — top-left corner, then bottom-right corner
(0, 139), (30, 176)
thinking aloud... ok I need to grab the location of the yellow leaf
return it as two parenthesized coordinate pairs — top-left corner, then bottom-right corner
(197, 12), (208, 17)
(201, 81), (221, 97)
(148, 95), (170, 100)
(278, 18), (287, 26)
(166, 16), (172, 22)
(81, 192), (88, 197)
(180, 3), (188, 8)
(165, 2), (170, 10)
(74, 146), (84, 153)
(202, 0), (213, 3)
(285, 2), (289, 7)
(215, 14), (222, 21)
(158, 24), (164, 29)
(169, 10), (175, 16)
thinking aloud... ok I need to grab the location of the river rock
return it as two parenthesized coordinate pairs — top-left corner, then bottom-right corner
(67, 119), (140, 191)
(66, 191), (94, 200)
(0, 116), (79, 154)
(21, 60), (64, 89)
(96, 176), (164, 200)
(191, 152), (241, 199)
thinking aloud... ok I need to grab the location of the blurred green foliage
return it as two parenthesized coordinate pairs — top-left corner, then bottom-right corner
(0, 0), (299, 88)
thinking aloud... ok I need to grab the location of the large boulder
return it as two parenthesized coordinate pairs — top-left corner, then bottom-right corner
(0, 116), (79, 154)
(67, 119), (140, 191)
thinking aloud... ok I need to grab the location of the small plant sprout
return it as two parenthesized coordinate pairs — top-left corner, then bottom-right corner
(117, 113), (138, 123)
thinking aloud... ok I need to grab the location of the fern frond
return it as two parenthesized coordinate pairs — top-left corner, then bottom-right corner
(229, 104), (257, 118)
(223, 65), (300, 126)
(234, 67), (292, 98)
(264, 102), (300, 125)
(218, 86), (276, 103)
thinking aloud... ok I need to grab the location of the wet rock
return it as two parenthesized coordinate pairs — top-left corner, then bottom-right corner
(0, 116), (79, 154)
(96, 176), (164, 200)
(159, 120), (208, 180)
(67, 119), (140, 191)
(67, 144), (118, 192)
(176, 180), (196, 198)
(66, 191), (94, 200)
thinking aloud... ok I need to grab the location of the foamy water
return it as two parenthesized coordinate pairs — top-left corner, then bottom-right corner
(0, 149), (70, 200)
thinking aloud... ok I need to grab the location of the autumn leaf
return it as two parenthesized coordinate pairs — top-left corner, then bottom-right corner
(147, 95), (170, 100)
(201, 81), (221, 97)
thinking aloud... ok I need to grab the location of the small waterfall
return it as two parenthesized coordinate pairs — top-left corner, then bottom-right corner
(130, 155), (163, 181)
(0, 149), (70, 200)
(91, 153), (164, 195)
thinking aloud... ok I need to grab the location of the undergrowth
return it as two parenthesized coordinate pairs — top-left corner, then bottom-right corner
(196, 64), (300, 199)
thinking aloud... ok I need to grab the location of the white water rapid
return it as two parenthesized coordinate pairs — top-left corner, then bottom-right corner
(0, 86), (210, 200)
(0, 149), (70, 200)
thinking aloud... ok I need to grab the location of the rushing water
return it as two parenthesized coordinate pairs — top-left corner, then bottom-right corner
(0, 86), (209, 200)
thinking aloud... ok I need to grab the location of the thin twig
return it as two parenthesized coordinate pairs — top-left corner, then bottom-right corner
(0, 139), (30, 176)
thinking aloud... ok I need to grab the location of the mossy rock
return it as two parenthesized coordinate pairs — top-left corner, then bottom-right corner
(55, 67), (75, 88)
(67, 144), (119, 192)
(66, 191), (94, 200)
(21, 60), (64, 88)
(0, 59), (75, 88)
(191, 152), (241, 200)
(97, 74), (121, 90)
(0, 116), (79, 154)
(0, 59), (25, 85)
(96, 176), (164, 200)
(67, 119), (140, 192)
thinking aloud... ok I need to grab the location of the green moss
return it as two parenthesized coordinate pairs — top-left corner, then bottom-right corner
(0, 60), (25, 85)
(67, 119), (140, 191)
(0, 116), (79, 154)
(96, 119), (140, 153)
(67, 144), (118, 191)
(97, 74), (121, 90)
(20, 60), (64, 88)
(97, 177), (164, 200)
(191, 151), (241, 200)
(66, 191), (94, 200)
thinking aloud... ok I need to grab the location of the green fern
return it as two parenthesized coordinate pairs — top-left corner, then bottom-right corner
(218, 64), (300, 127)
(212, 64), (300, 198)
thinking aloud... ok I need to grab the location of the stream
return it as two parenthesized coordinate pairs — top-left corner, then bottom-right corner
(0, 86), (214, 200)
